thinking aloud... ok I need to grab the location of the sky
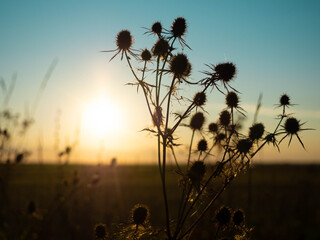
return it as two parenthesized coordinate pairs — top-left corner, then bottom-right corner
(0, 0), (319, 164)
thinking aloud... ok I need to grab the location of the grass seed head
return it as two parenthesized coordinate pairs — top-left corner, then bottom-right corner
(219, 110), (231, 127)
(190, 112), (205, 130)
(197, 139), (208, 152)
(226, 91), (239, 108)
(193, 92), (206, 106)
(140, 49), (152, 61)
(132, 205), (149, 225)
(249, 123), (265, 141)
(116, 30), (133, 51)
(215, 62), (237, 82)
(171, 17), (187, 38)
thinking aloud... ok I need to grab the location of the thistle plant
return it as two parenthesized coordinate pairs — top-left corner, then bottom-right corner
(103, 18), (312, 240)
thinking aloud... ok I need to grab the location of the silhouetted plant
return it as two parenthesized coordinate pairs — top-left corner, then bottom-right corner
(104, 17), (312, 240)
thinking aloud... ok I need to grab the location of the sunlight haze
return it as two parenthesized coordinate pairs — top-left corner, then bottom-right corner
(1, 0), (319, 164)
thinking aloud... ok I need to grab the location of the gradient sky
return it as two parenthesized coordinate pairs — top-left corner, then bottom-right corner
(1, 0), (319, 164)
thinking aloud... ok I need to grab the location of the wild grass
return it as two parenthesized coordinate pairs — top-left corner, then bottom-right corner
(0, 164), (319, 240)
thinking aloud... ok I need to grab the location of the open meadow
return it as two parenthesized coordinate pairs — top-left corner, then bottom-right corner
(1, 1), (320, 240)
(1, 163), (319, 240)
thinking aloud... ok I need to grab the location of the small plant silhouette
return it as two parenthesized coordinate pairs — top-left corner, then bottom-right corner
(103, 17), (312, 240)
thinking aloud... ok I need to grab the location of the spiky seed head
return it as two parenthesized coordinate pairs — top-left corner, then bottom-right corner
(140, 49), (152, 61)
(249, 123), (265, 141)
(280, 94), (290, 107)
(215, 62), (237, 82)
(216, 206), (231, 226)
(27, 201), (36, 215)
(170, 53), (191, 79)
(237, 139), (253, 154)
(152, 39), (169, 58)
(190, 112), (205, 130)
(226, 91), (239, 108)
(193, 92), (206, 106)
(197, 139), (208, 151)
(132, 205), (149, 225)
(95, 224), (107, 239)
(232, 209), (245, 226)
(216, 133), (226, 141)
(265, 133), (274, 143)
(171, 17), (187, 38)
(151, 22), (162, 35)
(208, 122), (218, 133)
(219, 110), (231, 127)
(116, 30), (133, 51)
(284, 117), (300, 134)
(188, 161), (206, 183)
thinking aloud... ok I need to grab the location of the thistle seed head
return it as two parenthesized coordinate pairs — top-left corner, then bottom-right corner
(216, 206), (231, 226)
(226, 91), (239, 108)
(140, 49), (152, 61)
(197, 139), (208, 152)
(284, 117), (300, 134)
(151, 22), (162, 35)
(208, 122), (218, 133)
(216, 133), (226, 142)
(171, 17), (187, 38)
(152, 39), (169, 58)
(249, 123), (265, 141)
(280, 94), (290, 107)
(193, 92), (206, 106)
(237, 139), (253, 154)
(132, 205), (149, 225)
(219, 110), (231, 127)
(232, 209), (245, 226)
(188, 161), (206, 183)
(170, 53), (191, 79)
(95, 224), (107, 239)
(215, 62), (237, 82)
(190, 112), (205, 130)
(116, 30), (133, 51)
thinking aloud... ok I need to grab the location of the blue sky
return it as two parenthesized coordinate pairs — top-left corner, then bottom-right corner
(1, 0), (319, 163)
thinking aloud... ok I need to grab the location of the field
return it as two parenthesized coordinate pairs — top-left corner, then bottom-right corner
(1, 163), (320, 240)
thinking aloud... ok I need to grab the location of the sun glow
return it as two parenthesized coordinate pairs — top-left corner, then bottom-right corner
(83, 96), (123, 138)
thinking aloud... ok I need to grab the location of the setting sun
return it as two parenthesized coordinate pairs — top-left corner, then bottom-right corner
(82, 96), (123, 138)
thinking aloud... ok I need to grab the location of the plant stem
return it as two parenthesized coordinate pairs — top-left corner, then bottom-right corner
(187, 130), (195, 167)
(178, 180), (231, 240)
(161, 76), (177, 240)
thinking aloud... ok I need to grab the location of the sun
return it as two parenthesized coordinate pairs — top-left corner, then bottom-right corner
(83, 96), (123, 138)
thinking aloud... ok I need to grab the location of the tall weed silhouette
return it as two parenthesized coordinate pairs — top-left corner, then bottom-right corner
(103, 17), (312, 240)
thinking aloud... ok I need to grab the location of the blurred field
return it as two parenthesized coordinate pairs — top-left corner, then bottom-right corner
(1, 163), (319, 240)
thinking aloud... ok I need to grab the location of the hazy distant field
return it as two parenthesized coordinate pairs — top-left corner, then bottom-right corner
(1, 164), (319, 240)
